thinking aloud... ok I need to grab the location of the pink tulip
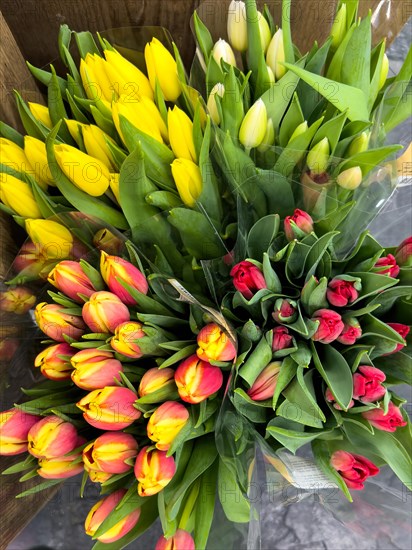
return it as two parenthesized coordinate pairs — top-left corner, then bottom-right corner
(374, 254), (400, 278)
(230, 261), (267, 300)
(385, 323), (410, 354)
(77, 386), (140, 430)
(100, 252), (148, 305)
(0, 408), (41, 455)
(247, 362), (281, 401)
(337, 318), (362, 345)
(327, 276), (361, 307)
(28, 415), (78, 459)
(82, 291), (130, 333)
(175, 354), (223, 404)
(70, 349), (123, 390)
(311, 309), (344, 344)
(331, 450), (379, 490)
(284, 209), (313, 241)
(353, 365), (386, 403)
(48, 260), (97, 302)
(362, 402), (407, 432)
(395, 236), (412, 267)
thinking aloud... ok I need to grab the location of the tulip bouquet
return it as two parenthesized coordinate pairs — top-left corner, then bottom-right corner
(0, 0), (411, 548)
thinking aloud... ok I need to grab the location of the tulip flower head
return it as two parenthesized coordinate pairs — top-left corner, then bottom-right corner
(330, 4), (347, 50)
(134, 446), (176, 496)
(337, 166), (363, 190)
(331, 450), (379, 490)
(35, 303), (86, 342)
(171, 158), (203, 208)
(35, 342), (74, 381)
(0, 409), (41, 455)
(266, 28), (286, 80)
(212, 39), (237, 67)
(175, 354), (224, 404)
(307, 137), (330, 175)
(93, 228), (124, 256)
(353, 365), (386, 403)
(168, 106), (197, 162)
(327, 276), (361, 307)
(24, 136), (54, 187)
(337, 318), (362, 345)
(48, 260), (97, 302)
(385, 323), (410, 354)
(362, 401), (407, 432)
(110, 322), (146, 358)
(0, 286), (36, 314)
(395, 236), (412, 267)
(272, 299), (297, 324)
(196, 323), (236, 362)
(28, 102), (52, 128)
(145, 38), (181, 102)
(0, 138), (32, 174)
(227, 1), (248, 52)
(83, 432), (138, 474)
(272, 326), (294, 352)
(0, 174), (43, 218)
(374, 254), (400, 278)
(311, 309), (344, 344)
(100, 252), (148, 305)
(258, 12), (272, 54)
(239, 99), (268, 150)
(230, 260), (267, 300)
(155, 529), (196, 550)
(147, 401), (189, 450)
(81, 124), (116, 170)
(28, 415), (79, 459)
(85, 489), (141, 543)
(82, 291), (130, 333)
(77, 386), (140, 430)
(247, 362), (281, 401)
(112, 94), (167, 143)
(104, 48), (154, 100)
(25, 219), (74, 260)
(38, 439), (85, 479)
(138, 368), (176, 397)
(207, 83), (225, 125)
(70, 349), (124, 390)
(284, 209), (313, 241)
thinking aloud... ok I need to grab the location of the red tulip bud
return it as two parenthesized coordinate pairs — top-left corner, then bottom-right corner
(284, 209), (313, 241)
(48, 260), (98, 302)
(374, 254), (400, 278)
(230, 260), (267, 300)
(311, 309), (344, 344)
(0, 408), (41, 455)
(138, 367), (176, 397)
(395, 236), (412, 267)
(82, 291), (130, 333)
(83, 432), (138, 474)
(362, 402), (407, 432)
(272, 299), (297, 323)
(175, 354), (223, 404)
(331, 450), (379, 490)
(100, 252), (148, 305)
(337, 318), (362, 345)
(134, 446), (176, 496)
(385, 323), (410, 354)
(37, 436), (86, 479)
(247, 362), (281, 401)
(272, 326), (294, 351)
(326, 276), (361, 307)
(353, 365), (386, 403)
(155, 529), (195, 550)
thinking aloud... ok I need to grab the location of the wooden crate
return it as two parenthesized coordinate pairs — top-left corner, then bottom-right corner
(0, 1), (408, 547)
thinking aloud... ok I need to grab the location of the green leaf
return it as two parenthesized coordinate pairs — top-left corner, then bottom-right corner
(238, 335), (273, 387)
(312, 110), (347, 155)
(0, 121), (24, 147)
(267, 418), (333, 453)
(194, 464), (217, 549)
(16, 479), (62, 498)
(341, 14), (371, 96)
(233, 388), (269, 423)
(245, 0), (271, 98)
(349, 272), (398, 303)
(337, 145), (402, 177)
(374, 349), (411, 385)
(198, 117), (223, 223)
(253, 170), (296, 217)
(14, 91), (49, 140)
(74, 30), (100, 58)
(279, 93), (304, 147)
(311, 343), (353, 410)
(218, 458), (250, 523)
(283, 63), (369, 121)
(47, 67), (74, 144)
(158, 344), (197, 369)
(272, 356), (298, 409)
(281, 0), (294, 65)
(360, 314), (406, 345)
(247, 215), (280, 259)
(193, 10), (214, 60)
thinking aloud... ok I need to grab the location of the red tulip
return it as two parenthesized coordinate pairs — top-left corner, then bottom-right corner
(331, 450), (379, 490)
(272, 326), (294, 351)
(395, 236), (412, 267)
(385, 323), (410, 354)
(374, 254), (400, 278)
(362, 402), (407, 432)
(353, 365), (386, 403)
(48, 260), (98, 302)
(326, 276), (361, 307)
(230, 260), (267, 300)
(284, 209), (313, 241)
(100, 252), (148, 305)
(247, 362), (281, 401)
(311, 309), (344, 344)
(337, 318), (362, 345)
(155, 529), (195, 550)
(272, 299), (297, 323)
(175, 354), (223, 404)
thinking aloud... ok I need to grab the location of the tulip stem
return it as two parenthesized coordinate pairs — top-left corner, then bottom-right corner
(244, 146), (252, 156)
(178, 479), (200, 530)
(241, 51), (248, 72)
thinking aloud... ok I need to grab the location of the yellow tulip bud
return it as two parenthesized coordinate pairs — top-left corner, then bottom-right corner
(266, 65), (275, 85)
(348, 131), (370, 157)
(171, 158), (202, 207)
(266, 28), (286, 80)
(28, 103), (52, 128)
(0, 138), (32, 174)
(144, 38), (181, 102)
(379, 53), (389, 90)
(112, 95), (166, 144)
(227, 0), (248, 52)
(25, 219), (73, 259)
(337, 166), (363, 190)
(330, 4), (347, 50)
(65, 119), (86, 144)
(288, 121), (308, 143)
(258, 13), (272, 54)
(24, 136), (54, 188)
(307, 137), (330, 175)
(239, 99), (268, 150)
(80, 54), (114, 103)
(257, 118), (275, 153)
(104, 49), (153, 100)
(212, 39), (237, 67)
(0, 174), (42, 218)
(207, 83), (225, 125)
(54, 143), (110, 196)
(109, 173), (120, 202)
(167, 106), (197, 162)
(82, 125), (116, 170)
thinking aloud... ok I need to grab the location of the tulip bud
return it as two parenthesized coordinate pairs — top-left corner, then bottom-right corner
(258, 13), (272, 54)
(83, 432), (138, 474)
(35, 342), (74, 380)
(144, 38), (181, 102)
(82, 291), (130, 334)
(307, 137), (330, 175)
(327, 276), (361, 307)
(227, 1), (248, 52)
(85, 489), (141, 543)
(353, 365), (386, 403)
(395, 236), (412, 267)
(138, 368), (176, 398)
(374, 254), (400, 278)
(0, 286), (36, 314)
(38, 438), (85, 479)
(109, 172), (120, 202)
(257, 118), (275, 153)
(80, 53), (114, 103)
(266, 29), (286, 80)
(54, 143), (110, 197)
(24, 136), (55, 187)
(155, 530), (196, 550)
(25, 219), (74, 260)
(134, 446), (176, 496)
(197, 323), (236, 362)
(147, 401), (189, 451)
(379, 53), (389, 90)
(239, 99), (268, 150)
(77, 386), (140, 430)
(110, 321), (165, 359)
(330, 4), (347, 50)
(103, 49), (154, 100)
(0, 409), (41, 455)
(348, 132), (370, 156)
(207, 83), (225, 125)
(362, 401), (407, 432)
(112, 94), (167, 144)
(35, 302), (86, 342)
(311, 309), (344, 344)
(212, 39), (237, 67)
(100, 252), (148, 305)
(65, 119), (85, 143)
(248, 361), (281, 401)
(171, 158), (203, 208)
(28, 415), (79, 459)
(272, 326), (294, 351)
(0, 137), (32, 174)
(337, 318), (362, 345)
(331, 450), (379, 490)
(28, 102), (52, 128)
(230, 260), (267, 300)
(168, 106), (197, 162)
(0, 173), (42, 218)
(175, 354), (223, 404)
(71, 349), (124, 390)
(93, 228), (124, 256)
(337, 166), (363, 190)
(386, 323), (410, 354)
(48, 260), (97, 303)
(82, 124), (116, 171)
(284, 208), (314, 241)
(325, 387), (354, 411)
(86, 464), (113, 483)
(288, 121), (308, 143)
(272, 299), (298, 324)
(0, 338), (19, 361)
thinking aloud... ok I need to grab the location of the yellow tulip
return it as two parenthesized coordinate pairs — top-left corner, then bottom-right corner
(348, 131), (370, 157)
(54, 143), (110, 196)
(227, 0), (248, 52)
(109, 173), (120, 202)
(144, 38), (181, 102)
(80, 54), (114, 103)
(266, 28), (286, 80)
(239, 99), (268, 149)
(288, 121), (308, 143)
(82, 125), (116, 170)
(257, 118), (275, 153)
(24, 136), (55, 188)
(25, 219), (73, 259)
(212, 39), (237, 67)
(65, 119), (86, 144)
(28, 103), (53, 128)
(337, 166), (363, 190)
(330, 4), (347, 50)
(379, 53), (389, 90)
(167, 106), (197, 162)
(0, 137), (32, 174)
(307, 137), (330, 175)
(0, 173), (42, 218)
(104, 49), (153, 100)
(207, 83), (225, 125)
(258, 13), (272, 54)
(112, 95), (166, 144)
(171, 158), (202, 207)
